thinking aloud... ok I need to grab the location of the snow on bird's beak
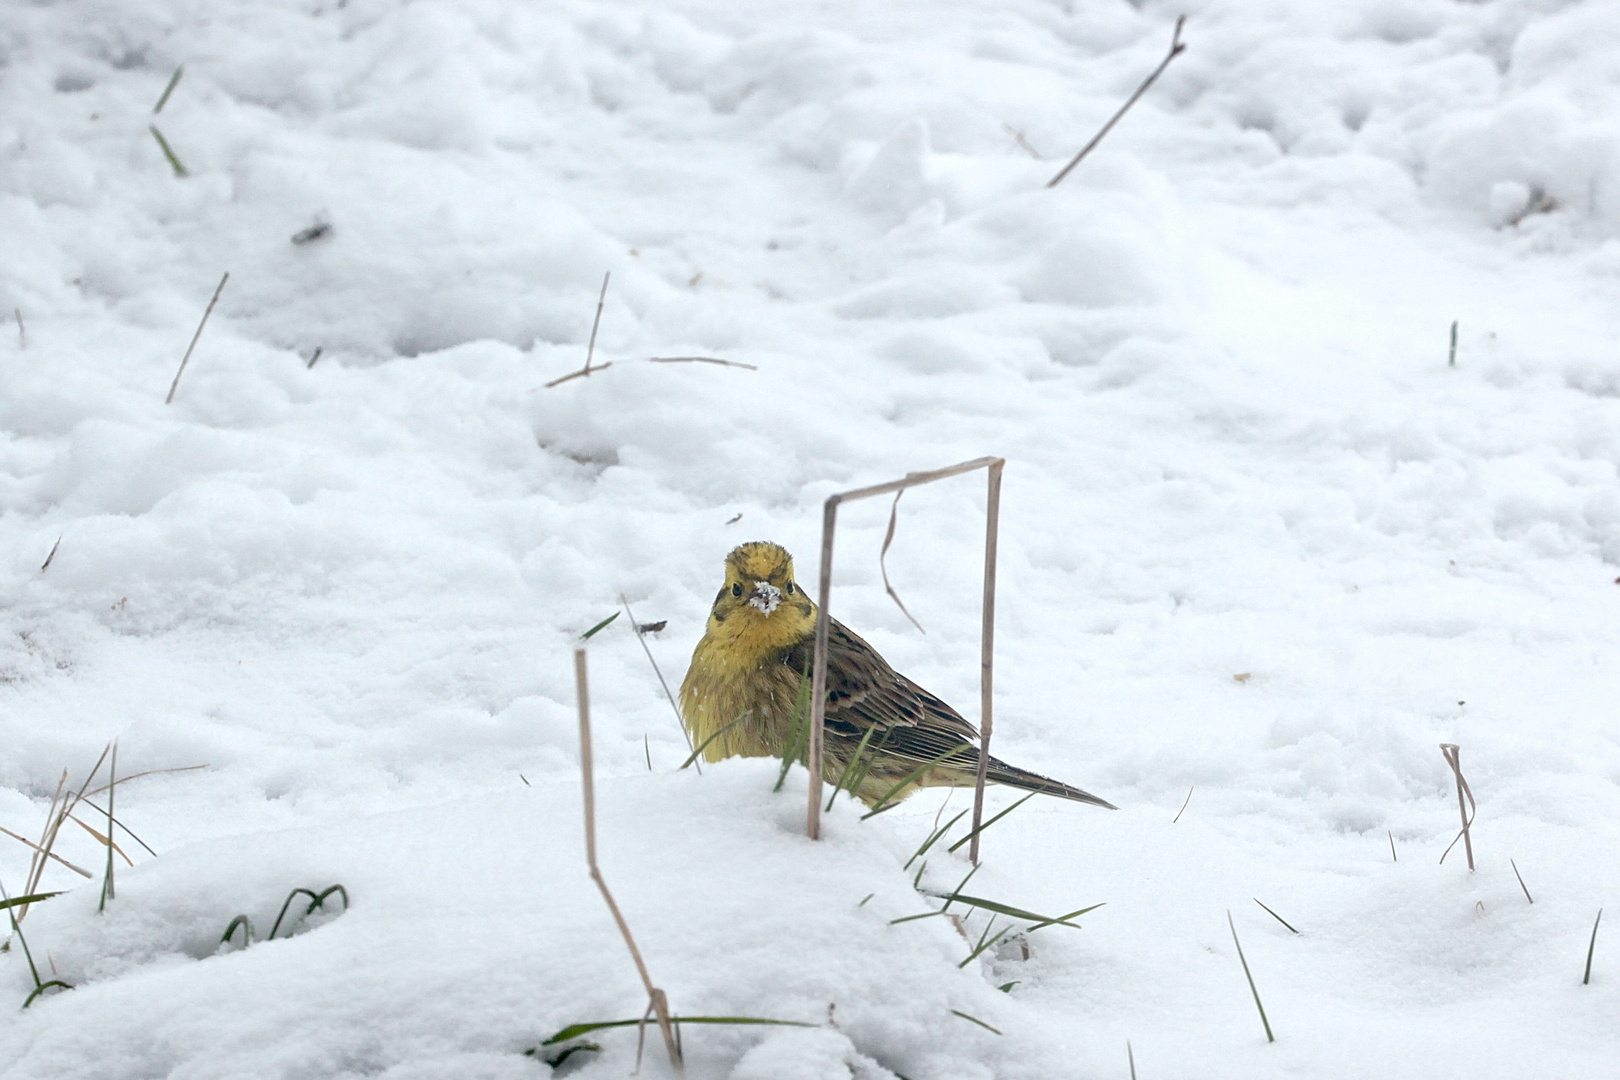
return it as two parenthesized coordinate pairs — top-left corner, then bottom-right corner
(748, 581), (782, 616)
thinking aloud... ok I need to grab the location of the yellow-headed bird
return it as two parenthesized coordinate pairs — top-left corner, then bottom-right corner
(679, 541), (1115, 809)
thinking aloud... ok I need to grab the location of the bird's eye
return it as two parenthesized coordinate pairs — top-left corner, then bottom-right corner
(785, 582), (794, 594)
(731, 583), (742, 597)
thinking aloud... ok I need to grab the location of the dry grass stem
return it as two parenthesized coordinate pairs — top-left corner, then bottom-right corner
(1128, 1040), (1137, 1080)
(1511, 859), (1533, 903)
(1438, 743), (1476, 870)
(69, 816), (132, 867)
(305, 346), (323, 369)
(574, 649), (681, 1069)
(879, 490), (925, 634)
(0, 825), (93, 879)
(1172, 785), (1193, 823)
(1047, 16), (1187, 188)
(647, 356), (758, 370)
(807, 456), (1004, 849)
(40, 535), (61, 572)
(585, 272), (609, 374)
(166, 272), (229, 404)
(1388, 829), (1397, 862)
(620, 595), (696, 763)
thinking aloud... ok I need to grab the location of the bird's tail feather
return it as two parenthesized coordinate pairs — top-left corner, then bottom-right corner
(986, 759), (1116, 809)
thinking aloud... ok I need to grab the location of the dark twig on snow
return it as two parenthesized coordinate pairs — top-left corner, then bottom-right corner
(1048, 16), (1187, 188)
(166, 272), (229, 404)
(305, 346), (323, 370)
(40, 535), (62, 573)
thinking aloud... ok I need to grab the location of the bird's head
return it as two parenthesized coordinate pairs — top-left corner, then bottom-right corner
(707, 541), (816, 653)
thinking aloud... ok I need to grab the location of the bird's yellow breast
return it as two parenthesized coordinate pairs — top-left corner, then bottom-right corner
(679, 598), (815, 761)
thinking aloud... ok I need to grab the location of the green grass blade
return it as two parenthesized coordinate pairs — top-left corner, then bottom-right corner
(1584, 908), (1603, 986)
(939, 864), (980, 916)
(682, 717), (744, 769)
(928, 892), (1102, 931)
(826, 724), (878, 812)
(905, 809), (968, 871)
(269, 888), (320, 940)
(1253, 898), (1299, 935)
(946, 791), (1035, 853)
(22, 979), (72, 1008)
(581, 612), (619, 640)
(1228, 910), (1274, 1042)
(774, 672), (813, 792)
(949, 1009), (1002, 1035)
(153, 65), (184, 113)
(0, 892), (62, 911)
(958, 917), (1010, 968)
(148, 125), (188, 177)
(860, 747), (972, 819)
(220, 915), (254, 947)
(890, 909), (946, 925)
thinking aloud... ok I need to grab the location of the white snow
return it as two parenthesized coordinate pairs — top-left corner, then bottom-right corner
(3, 0), (1620, 1077)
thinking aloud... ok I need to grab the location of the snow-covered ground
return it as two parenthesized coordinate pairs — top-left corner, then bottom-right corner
(3, 0), (1620, 1076)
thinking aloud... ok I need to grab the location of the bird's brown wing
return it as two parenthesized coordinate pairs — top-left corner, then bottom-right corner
(782, 618), (980, 769)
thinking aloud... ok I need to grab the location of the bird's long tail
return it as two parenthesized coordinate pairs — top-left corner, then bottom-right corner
(985, 758), (1117, 809)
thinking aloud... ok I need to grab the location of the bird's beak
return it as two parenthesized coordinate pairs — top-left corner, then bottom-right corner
(747, 581), (782, 616)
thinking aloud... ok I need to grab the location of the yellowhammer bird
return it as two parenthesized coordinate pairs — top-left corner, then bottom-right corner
(679, 541), (1115, 809)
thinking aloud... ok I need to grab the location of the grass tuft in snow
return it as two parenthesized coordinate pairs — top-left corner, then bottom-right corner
(1228, 911), (1275, 1043)
(98, 741), (118, 913)
(2, 877), (72, 1007)
(825, 724), (879, 811)
(773, 669), (813, 793)
(1584, 909), (1602, 986)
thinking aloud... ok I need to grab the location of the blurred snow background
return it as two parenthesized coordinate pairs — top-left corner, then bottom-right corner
(2, 0), (1619, 1076)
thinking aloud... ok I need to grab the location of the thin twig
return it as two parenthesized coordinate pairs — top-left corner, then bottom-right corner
(40, 535), (61, 572)
(574, 649), (681, 1069)
(1438, 744), (1475, 870)
(1228, 911), (1275, 1043)
(1510, 859), (1533, 904)
(543, 361), (615, 389)
(1048, 16), (1187, 188)
(1584, 909), (1602, 986)
(166, 272), (229, 404)
(1388, 829), (1397, 862)
(305, 346), (323, 370)
(646, 356), (758, 370)
(1128, 1041), (1137, 1080)
(153, 66), (184, 114)
(807, 457), (1005, 841)
(621, 595), (697, 764)
(1172, 785), (1193, 823)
